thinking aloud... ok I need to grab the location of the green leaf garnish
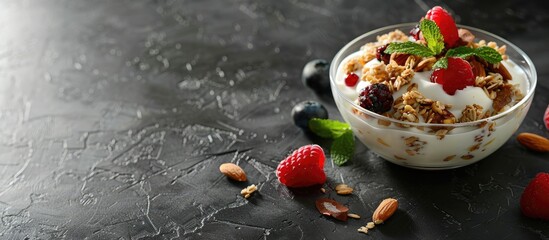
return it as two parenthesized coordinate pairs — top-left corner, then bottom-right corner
(385, 41), (434, 57)
(471, 46), (503, 64)
(308, 118), (355, 166)
(420, 19), (445, 55)
(308, 118), (350, 139)
(331, 130), (355, 166)
(433, 57), (448, 69)
(445, 46), (476, 58)
(446, 46), (503, 64)
(385, 19), (444, 57)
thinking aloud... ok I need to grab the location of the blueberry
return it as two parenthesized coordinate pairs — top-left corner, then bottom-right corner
(292, 101), (329, 130)
(302, 59), (330, 94)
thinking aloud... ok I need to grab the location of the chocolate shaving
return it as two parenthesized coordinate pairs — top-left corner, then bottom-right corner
(315, 198), (349, 221)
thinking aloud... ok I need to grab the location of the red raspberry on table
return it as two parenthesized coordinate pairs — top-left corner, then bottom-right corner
(430, 57), (475, 95)
(276, 144), (326, 188)
(520, 173), (549, 220)
(425, 6), (459, 48)
(543, 105), (549, 130)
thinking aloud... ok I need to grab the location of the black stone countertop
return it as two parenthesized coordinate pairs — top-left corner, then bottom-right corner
(1, 0), (548, 239)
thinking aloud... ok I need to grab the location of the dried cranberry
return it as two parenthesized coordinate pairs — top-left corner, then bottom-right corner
(358, 83), (393, 114)
(344, 73), (359, 87)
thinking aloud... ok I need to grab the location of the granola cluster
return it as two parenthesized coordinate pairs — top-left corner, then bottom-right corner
(345, 29), (523, 127)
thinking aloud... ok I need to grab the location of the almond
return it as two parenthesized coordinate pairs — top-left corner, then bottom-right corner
(492, 84), (513, 112)
(494, 63), (513, 81)
(372, 198), (398, 224)
(470, 59), (486, 77)
(517, 133), (549, 152)
(390, 53), (409, 66)
(219, 163), (247, 181)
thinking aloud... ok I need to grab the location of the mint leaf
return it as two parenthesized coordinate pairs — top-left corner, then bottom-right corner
(331, 130), (354, 166)
(420, 19), (444, 55)
(309, 118), (350, 139)
(446, 46), (476, 58)
(433, 57), (448, 69)
(309, 119), (356, 166)
(385, 41), (434, 57)
(446, 46), (503, 64)
(384, 20), (447, 58)
(474, 46), (503, 64)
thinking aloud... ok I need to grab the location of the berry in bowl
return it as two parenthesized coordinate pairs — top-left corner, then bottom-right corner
(329, 6), (537, 169)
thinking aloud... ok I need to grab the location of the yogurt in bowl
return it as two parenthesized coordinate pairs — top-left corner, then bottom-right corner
(329, 8), (536, 169)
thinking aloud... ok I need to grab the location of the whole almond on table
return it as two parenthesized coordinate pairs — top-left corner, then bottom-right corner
(219, 163), (247, 181)
(517, 133), (549, 152)
(372, 198), (398, 224)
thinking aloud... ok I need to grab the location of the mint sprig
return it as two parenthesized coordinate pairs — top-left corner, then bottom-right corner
(384, 19), (444, 57)
(385, 41), (433, 57)
(432, 57), (448, 69)
(420, 19), (445, 55)
(384, 19), (503, 69)
(308, 118), (354, 166)
(331, 130), (355, 166)
(309, 118), (350, 139)
(446, 46), (503, 64)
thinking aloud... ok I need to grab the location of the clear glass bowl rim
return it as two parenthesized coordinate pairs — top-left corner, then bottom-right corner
(329, 22), (537, 128)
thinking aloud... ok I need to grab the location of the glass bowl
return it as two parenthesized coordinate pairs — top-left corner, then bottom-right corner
(329, 23), (537, 169)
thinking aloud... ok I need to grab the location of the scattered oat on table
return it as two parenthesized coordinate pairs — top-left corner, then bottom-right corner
(357, 226), (369, 234)
(240, 184), (257, 198)
(335, 184), (353, 195)
(347, 213), (361, 219)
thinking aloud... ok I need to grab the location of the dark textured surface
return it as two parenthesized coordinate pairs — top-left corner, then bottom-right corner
(1, 0), (548, 239)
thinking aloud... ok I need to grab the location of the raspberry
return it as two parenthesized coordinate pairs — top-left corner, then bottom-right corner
(430, 57), (475, 95)
(376, 44), (390, 64)
(520, 173), (549, 220)
(276, 145), (326, 188)
(358, 83), (393, 114)
(543, 105), (549, 130)
(344, 73), (359, 87)
(425, 6), (459, 48)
